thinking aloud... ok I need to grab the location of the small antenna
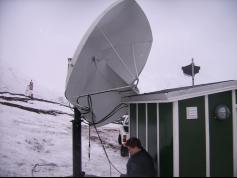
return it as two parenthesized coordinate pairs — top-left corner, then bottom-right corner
(182, 58), (200, 86)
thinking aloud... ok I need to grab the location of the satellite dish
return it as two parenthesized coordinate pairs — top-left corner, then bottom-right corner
(65, 0), (153, 126)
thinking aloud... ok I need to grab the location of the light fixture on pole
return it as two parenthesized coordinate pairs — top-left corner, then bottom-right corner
(182, 58), (200, 86)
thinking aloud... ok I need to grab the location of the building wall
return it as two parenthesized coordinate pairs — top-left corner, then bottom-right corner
(236, 90), (237, 104)
(159, 103), (173, 177)
(209, 91), (233, 177)
(147, 103), (158, 175)
(138, 104), (146, 147)
(129, 103), (158, 176)
(130, 104), (137, 138)
(178, 97), (206, 177)
(129, 89), (236, 177)
(234, 90), (237, 177)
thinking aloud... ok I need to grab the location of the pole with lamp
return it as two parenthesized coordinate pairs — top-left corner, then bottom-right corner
(182, 58), (201, 86)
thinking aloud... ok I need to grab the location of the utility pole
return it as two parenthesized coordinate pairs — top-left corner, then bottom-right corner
(182, 58), (201, 87)
(191, 58), (195, 86)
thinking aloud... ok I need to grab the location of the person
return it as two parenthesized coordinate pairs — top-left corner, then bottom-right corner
(29, 80), (33, 91)
(121, 137), (156, 177)
(25, 80), (34, 98)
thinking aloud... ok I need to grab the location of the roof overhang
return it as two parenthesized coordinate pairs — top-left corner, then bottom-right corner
(122, 80), (237, 103)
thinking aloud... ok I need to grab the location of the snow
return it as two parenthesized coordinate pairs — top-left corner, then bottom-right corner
(0, 94), (72, 114)
(0, 93), (128, 177)
(0, 60), (68, 103)
(0, 93), (27, 99)
(0, 60), (128, 177)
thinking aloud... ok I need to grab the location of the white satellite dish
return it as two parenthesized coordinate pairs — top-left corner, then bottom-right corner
(65, 0), (153, 126)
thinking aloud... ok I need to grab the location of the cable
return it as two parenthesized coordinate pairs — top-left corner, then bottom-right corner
(93, 103), (128, 125)
(88, 124), (91, 160)
(75, 93), (127, 175)
(32, 163), (57, 177)
(81, 119), (89, 125)
(75, 84), (134, 119)
(68, 102), (75, 112)
(76, 96), (91, 115)
(88, 95), (123, 175)
(91, 109), (122, 175)
(81, 94), (128, 126)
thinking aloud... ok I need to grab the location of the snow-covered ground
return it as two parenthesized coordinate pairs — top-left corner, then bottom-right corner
(0, 92), (71, 114)
(0, 59), (68, 104)
(0, 93), (128, 177)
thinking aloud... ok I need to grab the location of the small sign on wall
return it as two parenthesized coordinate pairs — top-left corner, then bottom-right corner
(186, 107), (198, 120)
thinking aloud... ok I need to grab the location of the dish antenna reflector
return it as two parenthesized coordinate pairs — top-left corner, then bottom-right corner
(65, 0), (153, 126)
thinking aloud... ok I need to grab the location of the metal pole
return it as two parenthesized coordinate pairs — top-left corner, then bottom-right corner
(72, 107), (84, 177)
(192, 58), (195, 86)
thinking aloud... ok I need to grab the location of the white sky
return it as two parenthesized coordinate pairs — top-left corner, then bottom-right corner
(0, 0), (237, 96)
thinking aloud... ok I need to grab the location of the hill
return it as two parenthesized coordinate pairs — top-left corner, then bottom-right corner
(0, 92), (127, 177)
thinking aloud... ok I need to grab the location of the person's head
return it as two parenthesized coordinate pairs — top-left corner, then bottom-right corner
(125, 137), (142, 155)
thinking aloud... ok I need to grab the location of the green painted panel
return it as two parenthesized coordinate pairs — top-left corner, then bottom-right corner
(159, 103), (173, 177)
(138, 104), (146, 148)
(209, 91), (233, 177)
(236, 90), (237, 104)
(130, 104), (137, 138)
(179, 97), (206, 177)
(147, 103), (158, 174)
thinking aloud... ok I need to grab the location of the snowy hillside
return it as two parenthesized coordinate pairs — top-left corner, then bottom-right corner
(0, 59), (67, 103)
(0, 92), (128, 177)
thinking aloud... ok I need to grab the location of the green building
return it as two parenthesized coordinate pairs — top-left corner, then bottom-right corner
(122, 80), (237, 177)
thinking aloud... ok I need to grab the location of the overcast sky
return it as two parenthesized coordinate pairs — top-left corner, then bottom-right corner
(0, 0), (237, 96)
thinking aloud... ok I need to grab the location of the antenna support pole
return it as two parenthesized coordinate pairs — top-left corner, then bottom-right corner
(72, 108), (85, 177)
(192, 58), (195, 86)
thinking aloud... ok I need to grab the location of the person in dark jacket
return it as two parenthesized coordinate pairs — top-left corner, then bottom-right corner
(121, 137), (156, 177)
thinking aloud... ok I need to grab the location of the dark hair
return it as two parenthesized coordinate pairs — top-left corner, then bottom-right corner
(125, 137), (142, 148)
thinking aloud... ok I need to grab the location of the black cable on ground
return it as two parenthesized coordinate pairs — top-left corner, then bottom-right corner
(87, 95), (123, 176)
